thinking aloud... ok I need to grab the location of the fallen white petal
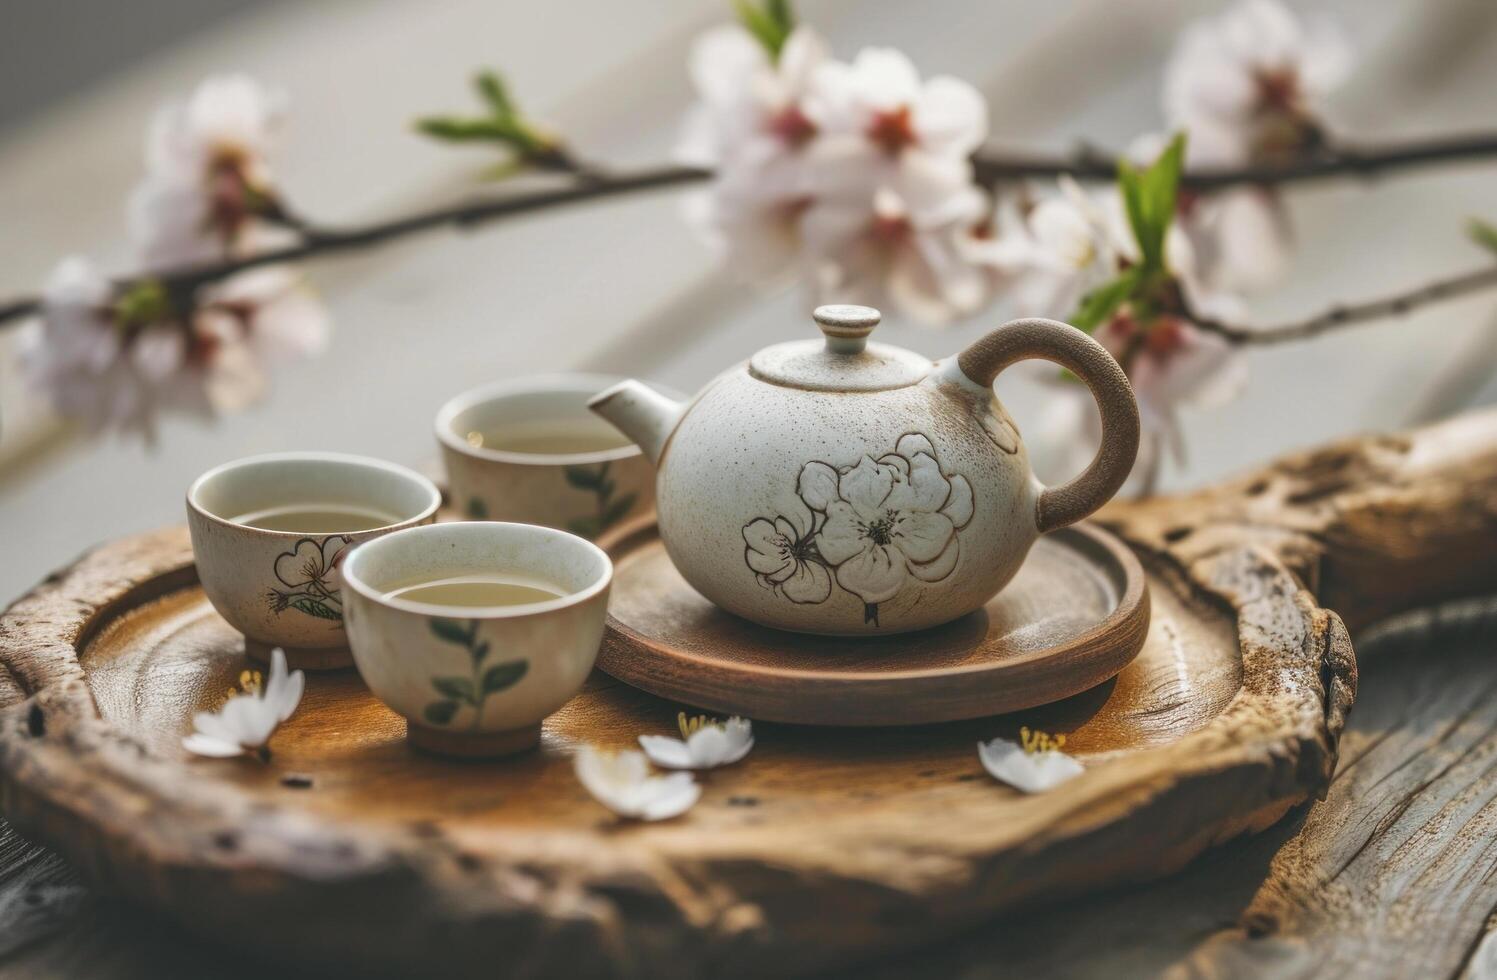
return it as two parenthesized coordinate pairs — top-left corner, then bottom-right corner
(977, 738), (1085, 793)
(182, 733), (245, 758)
(639, 716), (755, 770)
(183, 648), (304, 759)
(638, 735), (695, 769)
(575, 746), (701, 821)
(639, 773), (703, 821)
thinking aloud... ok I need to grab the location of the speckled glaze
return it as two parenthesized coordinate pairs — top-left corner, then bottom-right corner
(186, 453), (442, 665)
(591, 306), (1140, 636)
(436, 375), (675, 540)
(340, 522), (612, 754)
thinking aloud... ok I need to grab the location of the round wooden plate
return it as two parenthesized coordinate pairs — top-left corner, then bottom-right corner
(599, 521), (1149, 725)
(46, 408), (1497, 976)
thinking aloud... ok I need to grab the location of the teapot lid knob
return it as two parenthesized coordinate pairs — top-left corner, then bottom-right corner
(813, 305), (880, 354)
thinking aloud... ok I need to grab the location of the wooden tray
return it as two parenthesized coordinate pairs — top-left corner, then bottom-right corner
(600, 521), (1148, 725)
(5, 412), (1495, 978)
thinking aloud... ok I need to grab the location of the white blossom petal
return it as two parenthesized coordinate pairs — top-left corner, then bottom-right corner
(182, 733), (246, 758)
(575, 746), (701, 820)
(977, 737), (1085, 793)
(638, 717), (754, 771)
(637, 735), (696, 769)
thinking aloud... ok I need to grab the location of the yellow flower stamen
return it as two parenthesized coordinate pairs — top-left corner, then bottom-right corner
(217, 669), (264, 709)
(1019, 726), (1067, 754)
(677, 712), (725, 740)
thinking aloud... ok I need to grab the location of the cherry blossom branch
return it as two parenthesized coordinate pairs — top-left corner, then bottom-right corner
(0, 165), (705, 328)
(5, 129), (1497, 331)
(1186, 265), (1497, 345)
(972, 130), (1497, 188)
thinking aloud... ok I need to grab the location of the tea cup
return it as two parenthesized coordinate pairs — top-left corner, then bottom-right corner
(340, 521), (612, 757)
(435, 374), (677, 539)
(186, 452), (442, 670)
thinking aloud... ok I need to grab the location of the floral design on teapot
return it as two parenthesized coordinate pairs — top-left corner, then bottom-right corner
(742, 432), (974, 626)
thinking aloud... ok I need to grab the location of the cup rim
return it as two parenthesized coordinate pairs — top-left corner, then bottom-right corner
(341, 520), (614, 620)
(186, 451), (443, 537)
(434, 373), (680, 467)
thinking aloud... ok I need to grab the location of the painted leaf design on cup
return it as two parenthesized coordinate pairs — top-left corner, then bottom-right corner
(422, 617), (529, 729)
(265, 535), (352, 623)
(565, 461), (636, 539)
(742, 432), (974, 627)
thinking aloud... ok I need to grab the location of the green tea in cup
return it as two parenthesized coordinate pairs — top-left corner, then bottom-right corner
(464, 418), (631, 456)
(232, 504), (399, 533)
(383, 575), (564, 608)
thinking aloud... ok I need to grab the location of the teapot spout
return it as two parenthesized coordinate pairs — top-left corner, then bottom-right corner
(588, 380), (686, 466)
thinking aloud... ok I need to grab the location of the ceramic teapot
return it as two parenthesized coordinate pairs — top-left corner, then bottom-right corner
(590, 305), (1139, 635)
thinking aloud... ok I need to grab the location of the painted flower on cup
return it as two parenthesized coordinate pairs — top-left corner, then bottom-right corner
(742, 431), (973, 626)
(183, 647), (305, 760)
(130, 74), (290, 268)
(639, 713), (755, 770)
(977, 727), (1084, 794)
(574, 745), (701, 821)
(267, 535), (352, 621)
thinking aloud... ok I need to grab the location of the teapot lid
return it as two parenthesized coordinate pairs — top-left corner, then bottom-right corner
(748, 305), (931, 392)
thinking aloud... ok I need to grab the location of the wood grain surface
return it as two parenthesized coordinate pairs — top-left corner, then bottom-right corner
(600, 521), (1151, 725)
(4, 599), (1495, 980)
(1, 409), (1496, 978)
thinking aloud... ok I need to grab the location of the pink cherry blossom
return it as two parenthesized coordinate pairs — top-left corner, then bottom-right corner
(130, 74), (288, 268)
(1164, 0), (1350, 167)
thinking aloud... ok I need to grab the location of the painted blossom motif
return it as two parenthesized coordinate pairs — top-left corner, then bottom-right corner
(742, 432), (973, 626)
(742, 498), (830, 604)
(267, 535), (351, 622)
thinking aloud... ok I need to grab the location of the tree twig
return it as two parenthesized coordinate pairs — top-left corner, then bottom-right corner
(1187, 265), (1497, 345)
(972, 131), (1497, 188)
(6, 129), (1497, 331)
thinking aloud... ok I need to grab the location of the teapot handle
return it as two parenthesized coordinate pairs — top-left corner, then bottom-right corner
(954, 318), (1140, 534)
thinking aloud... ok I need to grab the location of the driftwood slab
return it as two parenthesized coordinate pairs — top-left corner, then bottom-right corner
(599, 521), (1150, 725)
(2, 410), (1496, 978)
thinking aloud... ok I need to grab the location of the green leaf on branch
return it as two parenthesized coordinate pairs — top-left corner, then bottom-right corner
(423, 700), (459, 726)
(111, 279), (171, 327)
(432, 676), (477, 704)
(1468, 218), (1497, 254)
(289, 596), (341, 621)
(415, 69), (557, 167)
(429, 617), (474, 646)
(564, 465), (603, 490)
(481, 661), (529, 694)
(1119, 132), (1186, 274)
(1071, 267), (1143, 333)
(736, 0), (795, 59)
(475, 70), (515, 117)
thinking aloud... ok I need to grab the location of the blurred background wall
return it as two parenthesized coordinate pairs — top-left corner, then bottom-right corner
(2, 0), (1496, 603)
